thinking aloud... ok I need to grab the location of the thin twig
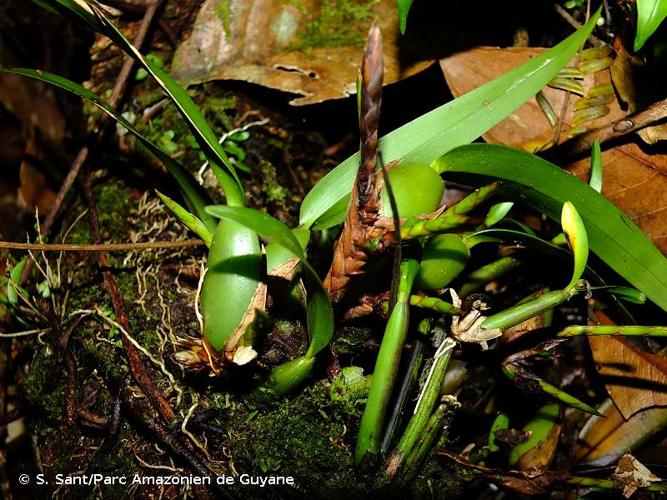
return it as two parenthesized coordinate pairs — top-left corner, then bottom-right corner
(554, 3), (603, 46)
(560, 96), (667, 157)
(121, 390), (230, 499)
(0, 239), (203, 252)
(81, 173), (176, 424)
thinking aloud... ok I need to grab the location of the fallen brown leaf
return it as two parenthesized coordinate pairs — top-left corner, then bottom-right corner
(440, 46), (667, 252)
(589, 335), (667, 420)
(172, 0), (431, 105)
(17, 139), (56, 215)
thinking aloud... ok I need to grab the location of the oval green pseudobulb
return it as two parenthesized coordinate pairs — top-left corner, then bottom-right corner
(415, 233), (470, 290)
(380, 163), (444, 218)
(509, 402), (560, 466)
(202, 220), (261, 352)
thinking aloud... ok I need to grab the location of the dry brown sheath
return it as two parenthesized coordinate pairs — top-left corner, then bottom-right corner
(324, 22), (388, 303)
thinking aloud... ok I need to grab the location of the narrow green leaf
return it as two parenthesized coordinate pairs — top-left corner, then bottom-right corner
(589, 140), (603, 192)
(561, 201), (589, 290)
(37, 0), (244, 205)
(5, 68), (217, 232)
(485, 201), (514, 227)
(591, 285), (646, 304)
(205, 206), (334, 358)
(299, 10), (600, 229)
(634, 0), (667, 50)
(7, 257), (28, 306)
(156, 191), (213, 247)
(435, 144), (667, 312)
(397, 0), (415, 34)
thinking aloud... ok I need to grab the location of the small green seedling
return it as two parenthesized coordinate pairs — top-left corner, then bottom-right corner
(7, 257), (28, 306)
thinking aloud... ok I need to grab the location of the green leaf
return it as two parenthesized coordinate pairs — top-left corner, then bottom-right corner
(634, 0), (667, 50)
(5, 68), (217, 232)
(589, 140), (602, 192)
(561, 201), (589, 289)
(7, 257), (28, 306)
(156, 192), (213, 247)
(592, 286), (647, 304)
(397, 0), (415, 34)
(484, 201), (514, 227)
(434, 144), (667, 312)
(35, 0), (244, 205)
(299, 10), (600, 230)
(205, 206), (334, 358)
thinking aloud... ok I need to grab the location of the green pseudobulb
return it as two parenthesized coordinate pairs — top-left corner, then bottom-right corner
(415, 234), (470, 290)
(380, 163), (444, 218)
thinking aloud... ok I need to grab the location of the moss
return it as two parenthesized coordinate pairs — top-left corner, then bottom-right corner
(290, 0), (379, 50)
(260, 161), (289, 207)
(21, 347), (65, 421)
(213, 0), (233, 40)
(232, 379), (370, 498)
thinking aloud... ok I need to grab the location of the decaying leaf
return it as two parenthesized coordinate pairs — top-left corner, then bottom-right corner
(577, 309), (667, 466)
(611, 453), (661, 498)
(18, 161), (56, 215)
(440, 46), (667, 252)
(172, 0), (431, 105)
(609, 37), (644, 113)
(638, 123), (667, 144)
(589, 335), (667, 419)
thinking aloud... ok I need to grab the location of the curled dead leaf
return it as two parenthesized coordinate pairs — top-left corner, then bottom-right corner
(611, 453), (661, 498)
(637, 123), (667, 145)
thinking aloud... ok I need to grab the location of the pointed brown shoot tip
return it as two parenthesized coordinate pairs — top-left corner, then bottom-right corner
(363, 21), (384, 85)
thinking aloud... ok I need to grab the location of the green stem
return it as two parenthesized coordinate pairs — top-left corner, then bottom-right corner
(558, 325), (667, 337)
(264, 355), (315, 396)
(398, 183), (499, 240)
(481, 286), (581, 331)
(400, 214), (471, 240)
(409, 295), (462, 315)
(355, 259), (420, 464)
(380, 330), (427, 455)
(395, 398), (459, 485)
(386, 337), (456, 475)
(442, 182), (499, 216)
(458, 256), (522, 298)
